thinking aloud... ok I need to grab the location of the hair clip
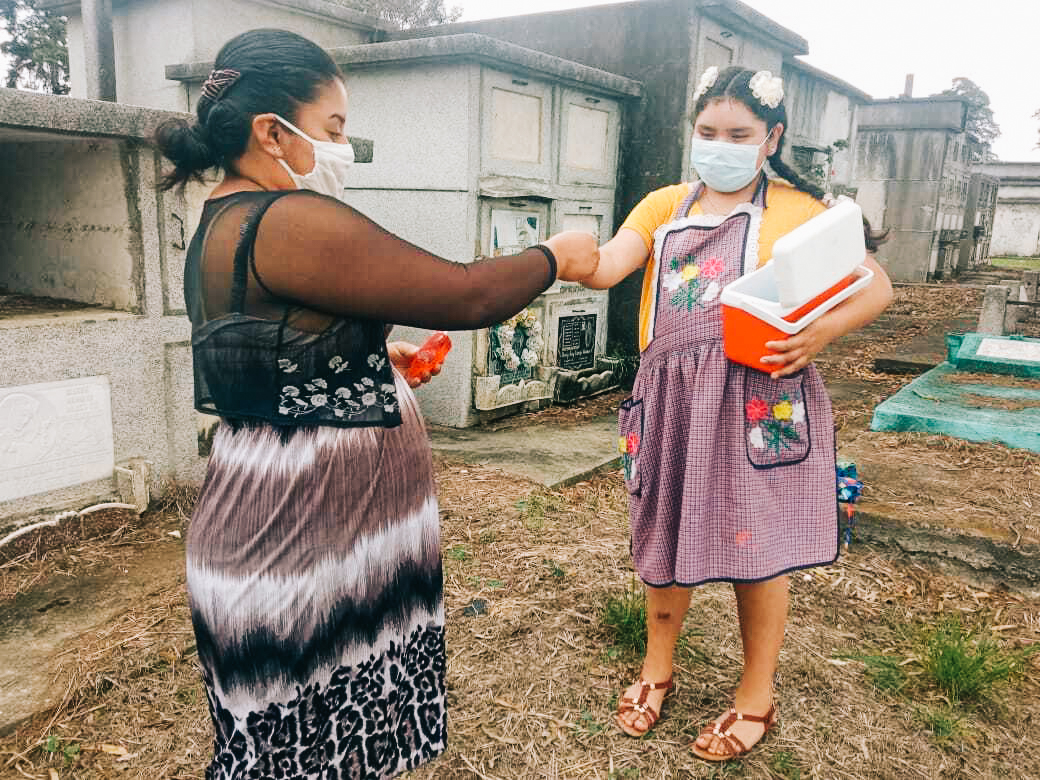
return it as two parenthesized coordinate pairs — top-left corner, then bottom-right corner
(201, 68), (241, 104)
(693, 66), (719, 102)
(749, 71), (784, 109)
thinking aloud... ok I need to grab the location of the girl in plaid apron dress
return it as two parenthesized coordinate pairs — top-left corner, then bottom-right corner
(580, 66), (893, 761)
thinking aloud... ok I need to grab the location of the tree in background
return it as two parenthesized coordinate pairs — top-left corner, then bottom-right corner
(338, 0), (461, 28)
(0, 0), (457, 96)
(936, 77), (999, 161)
(0, 0), (69, 93)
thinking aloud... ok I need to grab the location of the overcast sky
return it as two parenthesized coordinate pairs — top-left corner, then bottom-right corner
(459, 0), (1040, 161)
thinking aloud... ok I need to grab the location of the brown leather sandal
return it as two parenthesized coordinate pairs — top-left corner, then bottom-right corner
(615, 677), (674, 737)
(690, 703), (777, 762)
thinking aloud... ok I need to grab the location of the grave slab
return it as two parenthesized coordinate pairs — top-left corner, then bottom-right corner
(953, 332), (1040, 379)
(870, 362), (1040, 453)
(872, 313), (977, 374)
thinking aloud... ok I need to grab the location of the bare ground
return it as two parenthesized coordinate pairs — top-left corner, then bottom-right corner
(2, 285), (1039, 779)
(1, 461), (1038, 780)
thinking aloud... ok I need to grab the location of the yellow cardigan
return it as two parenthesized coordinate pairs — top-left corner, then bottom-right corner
(631, 180), (827, 352)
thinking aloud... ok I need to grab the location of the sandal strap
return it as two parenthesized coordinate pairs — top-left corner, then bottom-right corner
(616, 698), (662, 733)
(616, 677), (673, 734)
(696, 703), (776, 758)
(638, 677), (674, 691)
(621, 678), (673, 707)
(716, 704), (775, 731)
(695, 722), (750, 758)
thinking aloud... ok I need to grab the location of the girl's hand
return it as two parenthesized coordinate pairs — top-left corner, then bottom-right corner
(761, 255), (894, 379)
(761, 317), (841, 379)
(543, 231), (600, 282)
(387, 341), (440, 388)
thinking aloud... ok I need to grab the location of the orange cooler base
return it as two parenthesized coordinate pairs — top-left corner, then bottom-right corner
(721, 306), (788, 373)
(722, 274), (859, 373)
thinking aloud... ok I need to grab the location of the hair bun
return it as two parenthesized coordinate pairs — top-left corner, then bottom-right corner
(154, 117), (219, 189)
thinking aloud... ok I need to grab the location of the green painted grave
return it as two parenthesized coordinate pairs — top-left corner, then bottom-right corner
(870, 333), (1040, 453)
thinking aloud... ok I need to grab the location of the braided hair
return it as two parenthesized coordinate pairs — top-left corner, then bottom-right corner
(692, 66), (825, 201)
(154, 29), (342, 190)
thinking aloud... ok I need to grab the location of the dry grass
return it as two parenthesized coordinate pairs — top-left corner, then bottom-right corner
(843, 431), (1040, 545)
(2, 461), (1038, 780)
(0, 508), (146, 604)
(0, 481), (198, 606)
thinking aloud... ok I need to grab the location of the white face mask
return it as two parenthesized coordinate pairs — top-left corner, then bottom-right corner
(273, 114), (354, 201)
(690, 136), (769, 193)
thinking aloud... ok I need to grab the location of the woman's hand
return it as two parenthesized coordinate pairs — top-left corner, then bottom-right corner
(387, 341), (440, 388)
(543, 231), (600, 282)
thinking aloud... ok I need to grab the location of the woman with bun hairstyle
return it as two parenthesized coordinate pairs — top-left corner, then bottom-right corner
(582, 66), (892, 761)
(156, 28), (598, 780)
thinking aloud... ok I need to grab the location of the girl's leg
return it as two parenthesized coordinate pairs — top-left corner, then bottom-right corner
(694, 574), (788, 755)
(617, 585), (691, 735)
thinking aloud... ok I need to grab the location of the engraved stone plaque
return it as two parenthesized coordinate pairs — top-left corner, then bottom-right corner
(0, 377), (115, 503)
(976, 338), (1040, 364)
(557, 313), (597, 371)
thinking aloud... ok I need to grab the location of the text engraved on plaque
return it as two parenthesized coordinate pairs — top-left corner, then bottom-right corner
(558, 314), (597, 371)
(0, 377), (115, 503)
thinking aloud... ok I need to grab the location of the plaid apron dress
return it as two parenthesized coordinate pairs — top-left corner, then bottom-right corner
(619, 183), (839, 587)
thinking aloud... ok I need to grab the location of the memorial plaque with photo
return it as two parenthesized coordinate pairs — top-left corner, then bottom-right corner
(491, 209), (540, 256)
(489, 328), (534, 385)
(558, 314), (597, 371)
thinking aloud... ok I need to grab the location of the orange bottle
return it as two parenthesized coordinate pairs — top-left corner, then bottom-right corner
(407, 331), (452, 382)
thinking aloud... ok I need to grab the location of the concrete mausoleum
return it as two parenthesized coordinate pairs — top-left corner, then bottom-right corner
(0, 89), (207, 523)
(39, 0), (388, 107)
(0, 86), (375, 527)
(851, 96), (977, 281)
(977, 162), (1040, 258)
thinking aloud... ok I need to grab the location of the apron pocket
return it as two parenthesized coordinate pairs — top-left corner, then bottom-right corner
(744, 371), (811, 468)
(618, 398), (644, 494)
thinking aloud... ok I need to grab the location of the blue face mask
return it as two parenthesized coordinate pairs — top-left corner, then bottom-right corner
(690, 136), (768, 193)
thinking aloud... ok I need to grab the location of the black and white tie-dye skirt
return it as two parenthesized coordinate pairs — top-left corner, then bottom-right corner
(186, 376), (446, 779)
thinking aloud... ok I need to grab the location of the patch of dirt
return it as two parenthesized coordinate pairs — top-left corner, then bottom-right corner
(946, 372), (1040, 390)
(840, 431), (1040, 547)
(960, 393), (1040, 411)
(1, 485), (196, 605)
(1, 464), (1038, 780)
(0, 293), (103, 320)
(468, 388), (630, 432)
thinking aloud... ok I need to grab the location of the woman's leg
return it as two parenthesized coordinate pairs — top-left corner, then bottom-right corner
(694, 574), (788, 755)
(617, 585), (692, 735)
